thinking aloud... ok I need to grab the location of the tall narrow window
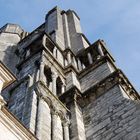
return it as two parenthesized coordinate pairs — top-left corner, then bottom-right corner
(56, 77), (63, 96)
(44, 66), (52, 87)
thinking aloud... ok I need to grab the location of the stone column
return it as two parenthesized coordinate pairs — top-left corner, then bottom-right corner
(64, 59), (68, 66)
(72, 56), (78, 69)
(67, 52), (72, 64)
(51, 110), (59, 140)
(27, 74), (33, 88)
(69, 101), (86, 140)
(36, 96), (44, 139)
(82, 64), (86, 69)
(63, 120), (70, 140)
(35, 68), (40, 82)
(77, 58), (82, 71)
(39, 61), (44, 81)
(53, 47), (57, 58)
(98, 43), (104, 56)
(62, 84), (65, 93)
(42, 35), (47, 46)
(87, 52), (93, 64)
(52, 73), (57, 95)
(36, 96), (51, 140)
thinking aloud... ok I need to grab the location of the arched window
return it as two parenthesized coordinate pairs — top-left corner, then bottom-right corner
(56, 77), (63, 96)
(44, 66), (52, 88)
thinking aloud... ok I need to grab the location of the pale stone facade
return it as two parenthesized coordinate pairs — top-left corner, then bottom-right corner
(0, 6), (140, 140)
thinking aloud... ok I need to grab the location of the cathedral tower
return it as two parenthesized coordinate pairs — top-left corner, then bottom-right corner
(0, 7), (140, 140)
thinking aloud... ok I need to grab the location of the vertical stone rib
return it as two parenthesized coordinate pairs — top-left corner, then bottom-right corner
(98, 43), (104, 56)
(52, 73), (57, 95)
(39, 61), (44, 81)
(51, 110), (64, 140)
(63, 121), (70, 140)
(87, 52), (93, 64)
(28, 91), (37, 133)
(22, 77), (37, 133)
(70, 101), (86, 140)
(77, 58), (82, 71)
(67, 52), (72, 64)
(51, 110), (59, 140)
(62, 13), (71, 49)
(36, 97), (43, 139)
(36, 97), (51, 140)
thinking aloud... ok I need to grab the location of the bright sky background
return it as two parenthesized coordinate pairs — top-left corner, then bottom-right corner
(0, 0), (139, 91)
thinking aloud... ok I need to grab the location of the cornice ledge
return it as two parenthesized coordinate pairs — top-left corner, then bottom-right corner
(118, 69), (140, 100)
(82, 69), (140, 104)
(63, 48), (76, 57)
(18, 23), (45, 46)
(79, 54), (117, 78)
(64, 64), (79, 75)
(16, 47), (42, 69)
(59, 85), (82, 105)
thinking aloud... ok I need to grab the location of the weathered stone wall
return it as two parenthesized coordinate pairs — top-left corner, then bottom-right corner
(8, 81), (28, 121)
(22, 90), (37, 133)
(0, 24), (24, 73)
(17, 53), (40, 79)
(0, 33), (20, 74)
(55, 49), (64, 66)
(83, 85), (140, 140)
(80, 62), (114, 92)
(8, 80), (37, 133)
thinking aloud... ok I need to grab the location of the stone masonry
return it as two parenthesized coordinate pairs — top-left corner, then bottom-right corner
(0, 6), (140, 140)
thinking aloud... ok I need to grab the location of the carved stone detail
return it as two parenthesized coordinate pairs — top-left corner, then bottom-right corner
(0, 95), (6, 109)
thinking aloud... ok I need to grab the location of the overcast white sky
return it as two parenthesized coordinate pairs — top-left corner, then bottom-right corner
(0, 0), (139, 91)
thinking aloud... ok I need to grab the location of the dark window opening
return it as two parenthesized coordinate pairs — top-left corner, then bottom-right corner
(44, 66), (52, 87)
(80, 56), (90, 68)
(46, 39), (54, 53)
(56, 77), (63, 96)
